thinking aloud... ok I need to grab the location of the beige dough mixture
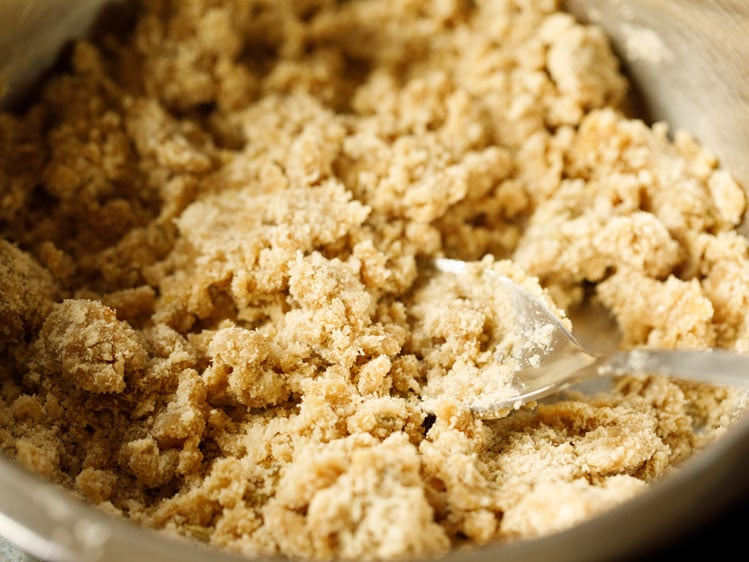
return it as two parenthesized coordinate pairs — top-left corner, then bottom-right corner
(1, 0), (748, 560)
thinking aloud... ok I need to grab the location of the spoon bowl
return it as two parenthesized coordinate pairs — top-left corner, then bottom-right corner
(433, 258), (749, 419)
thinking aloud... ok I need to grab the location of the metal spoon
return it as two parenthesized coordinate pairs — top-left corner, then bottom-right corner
(433, 258), (749, 419)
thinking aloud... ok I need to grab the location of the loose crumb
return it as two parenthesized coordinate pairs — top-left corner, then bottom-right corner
(1, 1), (747, 561)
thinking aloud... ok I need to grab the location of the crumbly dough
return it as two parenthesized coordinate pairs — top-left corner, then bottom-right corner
(1, 1), (748, 560)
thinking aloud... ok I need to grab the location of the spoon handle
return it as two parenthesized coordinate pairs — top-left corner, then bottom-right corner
(597, 349), (749, 390)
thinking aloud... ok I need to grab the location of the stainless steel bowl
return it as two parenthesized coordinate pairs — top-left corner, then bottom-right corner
(1, 1), (749, 561)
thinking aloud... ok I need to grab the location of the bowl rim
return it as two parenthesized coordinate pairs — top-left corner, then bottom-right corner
(1, 405), (748, 562)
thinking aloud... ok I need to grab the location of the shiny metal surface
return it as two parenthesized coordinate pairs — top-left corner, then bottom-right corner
(0, 0), (113, 109)
(566, 0), (749, 227)
(433, 258), (749, 417)
(1, 1), (749, 562)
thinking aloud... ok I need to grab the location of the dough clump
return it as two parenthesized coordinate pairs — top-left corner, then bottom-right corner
(1, 1), (747, 560)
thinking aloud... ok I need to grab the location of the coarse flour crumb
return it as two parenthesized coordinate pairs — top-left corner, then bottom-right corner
(1, 1), (748, 560)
